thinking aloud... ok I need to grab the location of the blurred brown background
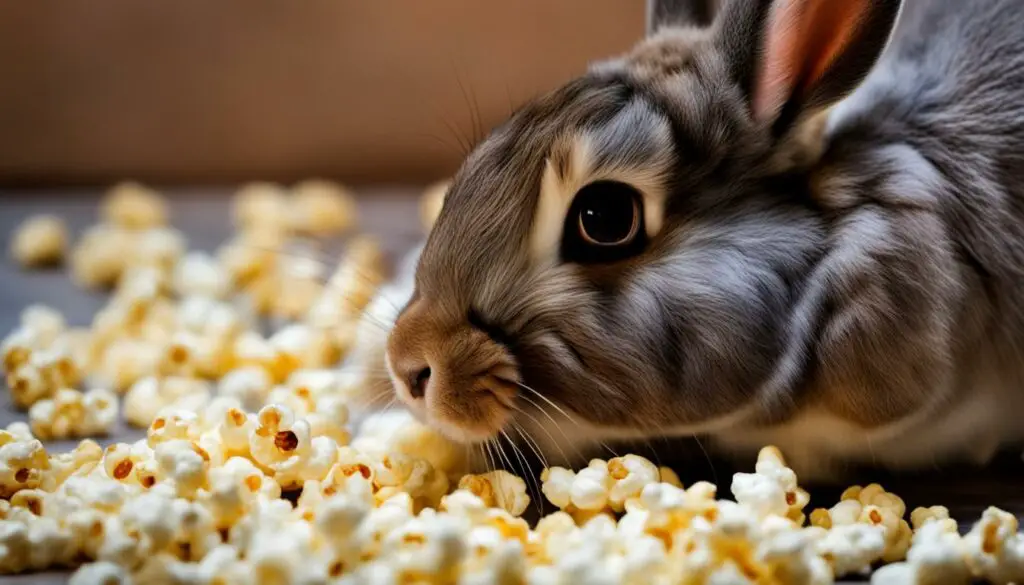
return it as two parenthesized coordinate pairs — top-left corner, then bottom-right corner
(0, 1), (643, 187)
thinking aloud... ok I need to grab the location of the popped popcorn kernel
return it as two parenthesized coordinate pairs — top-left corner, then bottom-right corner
(963, 506), (1024, 583)
(910, 505), (958, 534)
(172, 252), (230, 300)
(658, 465), (684, 489)
(101, 181), (168, 229)
(71, 224), (135, 289)
(233, 182), (289, 232)
(0, 435), (49, 497)
(606, 454), (659, 511)
(458, 471), (530, 517)
(10, 215), (68, 268)
(29, 387), (119, 440)
(289, 179), (357, 236)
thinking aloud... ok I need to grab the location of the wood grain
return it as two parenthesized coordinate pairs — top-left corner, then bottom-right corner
(0, 2), (643, 186)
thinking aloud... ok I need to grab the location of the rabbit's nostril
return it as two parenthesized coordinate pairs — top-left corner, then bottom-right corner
(410, 367), (431, 399)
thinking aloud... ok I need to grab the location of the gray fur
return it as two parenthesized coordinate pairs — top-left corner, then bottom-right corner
(384, 0), (1024, 478)
(647, 0), (720, 34)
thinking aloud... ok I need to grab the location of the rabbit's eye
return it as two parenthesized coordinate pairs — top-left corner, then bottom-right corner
(561, 181), (645, 263)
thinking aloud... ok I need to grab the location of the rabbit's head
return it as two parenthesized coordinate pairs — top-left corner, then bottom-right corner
(386, 0), (904, 452)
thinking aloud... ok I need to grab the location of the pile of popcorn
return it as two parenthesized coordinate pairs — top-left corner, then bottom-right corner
(4, 181), (1024, 584)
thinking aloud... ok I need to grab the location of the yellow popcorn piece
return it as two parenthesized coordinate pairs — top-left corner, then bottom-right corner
(910, 505), (958, 534)
(289, 179), (358, 236)
(232, 182), (290, 232)
(458, 470), (530, 517)
(10, 215), (68, 268)
(70, 224), (135, 290)
(101, 181), (168, 230)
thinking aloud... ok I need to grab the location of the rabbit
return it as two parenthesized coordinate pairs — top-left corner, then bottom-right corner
(355, 0), (1024, 481)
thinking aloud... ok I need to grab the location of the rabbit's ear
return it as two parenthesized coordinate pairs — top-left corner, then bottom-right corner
(718, 0), (902, 133)
(646, 0), (718, 35)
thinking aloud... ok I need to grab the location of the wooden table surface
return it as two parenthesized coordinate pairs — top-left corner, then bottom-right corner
(1, 187), (1022, 584)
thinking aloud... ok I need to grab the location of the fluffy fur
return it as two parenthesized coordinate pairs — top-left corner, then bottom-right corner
(366, 0), (1024, 480)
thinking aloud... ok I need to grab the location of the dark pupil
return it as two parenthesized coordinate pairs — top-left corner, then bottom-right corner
(578, 182), (636, 244)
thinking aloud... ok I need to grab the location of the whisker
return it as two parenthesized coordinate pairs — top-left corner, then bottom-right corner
(513, 381), (580, 429)
(361, 390), (397, 411)
(483, 440), (498, 475)
(598, 440), (621, 459)
(452, 65), (484, 147)
(237, 241), (406, 317)
(491, 438), (518, 512)
(501, 429), (541, 516)
(512, 422), (548, 470)
(516, 394), (585, 460)
(511, 401), (575, 465)
(692, 434), (718, 486)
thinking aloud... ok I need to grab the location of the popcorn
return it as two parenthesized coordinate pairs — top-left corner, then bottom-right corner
(1, 327), (38, 373)
(963, 506), (1024, 584)
(319, 237), (387, 321)
(20, 305), (66, 347)
(29, 387), (119, 440)
(910, 505), (958, 534)
(96, 339), (161, 393)
(217, 227), (284, 288)
(101, 181), (168, 229)
(10, 214), (68, 268)
(540, 466), (575, 510)
(815, 522), (886, 576)
(248, 404), (313, 489)
(42, 439), (103, 490)
(172, 252), (230, 300)
(132, 227), (186, 270)
(607, 454), (660, 512)
(731, 446), (809, 524)
(0, 433), (49, 497)
(69, 559), (131, 585)
(306, 394), (352, 445)
(6, 363), (51, 409)
(272, 259), (326, 322)
(154, 440), (211, 498)
(217, 366), (273, 412)
(659, 465), (684, 489)
(289, 179), (357, 236)
(102, 442), (150, 486)
(458, 471), (529, 517)
(268, 323), (340, 372)
(872, 521), (972, 585)
(232, 182), (289, 231)
(810, 482), (912, 563)
(71, 224), (134, 289)
(123, 376), (211, 428)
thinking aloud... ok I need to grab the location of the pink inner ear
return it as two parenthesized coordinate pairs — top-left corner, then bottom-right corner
(753, 0), (869, 124)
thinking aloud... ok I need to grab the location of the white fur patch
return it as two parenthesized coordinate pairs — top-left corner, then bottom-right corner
(528, 129), (673, 265)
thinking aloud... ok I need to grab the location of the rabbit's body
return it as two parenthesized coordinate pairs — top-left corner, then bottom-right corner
(718, 0), (1024, 474)
(367, 0), (1024, 479)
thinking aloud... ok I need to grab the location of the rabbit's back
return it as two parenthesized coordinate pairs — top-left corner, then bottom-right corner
(757, 0), (1024, 474)
(827, 0), (1024, 331)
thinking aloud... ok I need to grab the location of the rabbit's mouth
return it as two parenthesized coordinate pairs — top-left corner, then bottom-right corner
(415, 367), (521, 445)
(384, 297), (525, 445)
